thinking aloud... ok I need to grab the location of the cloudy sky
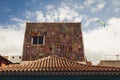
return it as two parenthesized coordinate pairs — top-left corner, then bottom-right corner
(0, 0), (120, 64)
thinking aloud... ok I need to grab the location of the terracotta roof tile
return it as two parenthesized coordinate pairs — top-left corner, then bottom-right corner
(0, 55), (120, 75)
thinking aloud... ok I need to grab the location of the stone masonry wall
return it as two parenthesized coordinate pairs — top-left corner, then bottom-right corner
(22, 22), (85, 61)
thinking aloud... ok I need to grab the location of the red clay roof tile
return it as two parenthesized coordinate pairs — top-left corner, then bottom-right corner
(0, 55), (120, 75)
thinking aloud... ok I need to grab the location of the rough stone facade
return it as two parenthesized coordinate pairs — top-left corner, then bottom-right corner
(22, 22), (85, 61)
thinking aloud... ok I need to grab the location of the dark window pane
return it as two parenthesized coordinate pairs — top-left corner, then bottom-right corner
(39, 36), (43, 44)
(33, 36), (38, 44)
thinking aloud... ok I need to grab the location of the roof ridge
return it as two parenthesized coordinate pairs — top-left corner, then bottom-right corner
(36, 55), (85, 65)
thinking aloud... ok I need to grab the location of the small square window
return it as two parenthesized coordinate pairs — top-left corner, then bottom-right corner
(33, 36), (44, 44)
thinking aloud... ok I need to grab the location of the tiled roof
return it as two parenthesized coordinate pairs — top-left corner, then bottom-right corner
(0, 55), (120, 75)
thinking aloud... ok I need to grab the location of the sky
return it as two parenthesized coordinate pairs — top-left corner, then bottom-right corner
(0, 0), (120, 64)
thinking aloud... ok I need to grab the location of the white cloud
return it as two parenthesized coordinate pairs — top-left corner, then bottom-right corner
(45, 10), (59, 22)
(61, 0), (84, 10)
(112, 0), (120, 6)
(97, 2), (106, 10)
(84, 0), (95, 6)
(114, 8), (120, 12)
(23, 11), (35, 20)
(45, 5), (54, 10)
(84, 17), (99, 26)
(10, 18), (25, 22)
(23, 2), (83, 22)
(91, 2), (106, 13)
(35, 11), (45, 22)
(59, 6), (79, 21)
(0, 23), (25, 56)
(83, 17), (120, 64)
(57, 2), (83, 22)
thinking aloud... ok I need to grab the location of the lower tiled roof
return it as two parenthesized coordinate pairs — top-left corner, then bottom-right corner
(0, 55), (120, 75)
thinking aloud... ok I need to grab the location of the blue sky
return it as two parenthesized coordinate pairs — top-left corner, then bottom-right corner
(0, 0), (119, 30)
(0, 0), (120, 64)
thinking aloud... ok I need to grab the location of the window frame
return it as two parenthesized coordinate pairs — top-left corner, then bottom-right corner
(32, 36), (45, 45)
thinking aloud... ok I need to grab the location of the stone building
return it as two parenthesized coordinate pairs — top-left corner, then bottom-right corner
(22, 22), (85, 62)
